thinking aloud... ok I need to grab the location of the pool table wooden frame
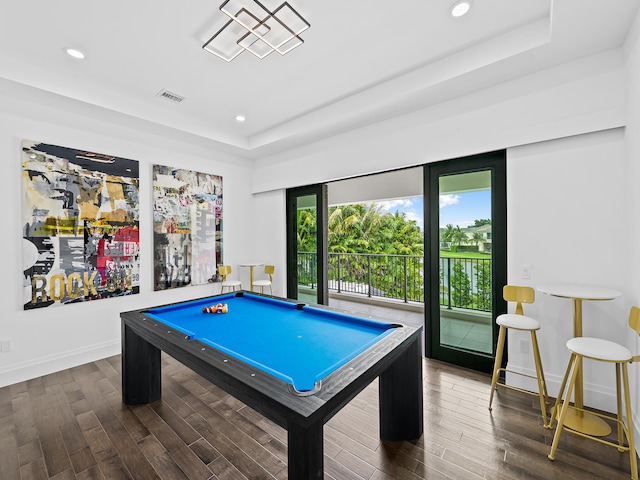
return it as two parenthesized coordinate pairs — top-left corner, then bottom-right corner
(121, 292), (423, 480)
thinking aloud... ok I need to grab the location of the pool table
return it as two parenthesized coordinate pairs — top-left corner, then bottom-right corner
(121, 292), (423, 480)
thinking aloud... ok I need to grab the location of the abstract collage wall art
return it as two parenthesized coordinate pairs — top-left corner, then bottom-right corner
(152, 165), (222, 290)
(22, 140), (140, 310)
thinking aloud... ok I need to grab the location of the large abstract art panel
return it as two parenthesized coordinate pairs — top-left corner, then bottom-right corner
(153, 165), (222, 290)
(22, 140), (140, 310)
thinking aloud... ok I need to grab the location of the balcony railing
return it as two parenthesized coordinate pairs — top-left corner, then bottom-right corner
(297, 252), (492, 313)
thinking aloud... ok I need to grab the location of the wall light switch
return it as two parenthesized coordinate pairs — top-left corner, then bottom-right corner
(521, 265), (531, 279)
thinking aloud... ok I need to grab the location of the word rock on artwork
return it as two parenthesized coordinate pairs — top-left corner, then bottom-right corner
(22, 140), (140, 309)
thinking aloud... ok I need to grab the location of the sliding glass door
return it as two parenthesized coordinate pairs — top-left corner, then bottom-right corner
(285, 185), (328, 304)
(425, 152), (507, 373)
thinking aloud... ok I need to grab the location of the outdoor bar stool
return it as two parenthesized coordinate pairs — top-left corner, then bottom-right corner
(218, 265), (242, 293)
(489, 285), (550, 428)
(548, 306), (640, 480)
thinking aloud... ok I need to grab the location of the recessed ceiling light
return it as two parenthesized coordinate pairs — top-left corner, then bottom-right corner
(65, 48), (85, 59)
(451, 1), (472, 17)
(235, 115), (246, 122)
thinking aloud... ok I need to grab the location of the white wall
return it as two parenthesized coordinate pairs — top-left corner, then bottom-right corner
(623, 3), (640, 441)
(0, 83), (255, 387)
(625, 0), (640, 309)
(506, 129), (628, 412)
(251, 189), (287, 297)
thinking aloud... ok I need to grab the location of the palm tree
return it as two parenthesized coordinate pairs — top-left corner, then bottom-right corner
(327, 203), (383, 253)
(469, 231), (484, 247)
(296, 209), (317, 251)
(441, 224), (456, 246)
(451, 226), (467, 247)
(328, 206), (358, 253)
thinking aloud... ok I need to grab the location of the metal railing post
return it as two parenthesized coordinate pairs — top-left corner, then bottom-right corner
(367, 255), (372, 297)
(337, 253), (341, 293)
(447, 257), (452, 310)
(403, 256), (408, 303)
(311, 252), (315, 289)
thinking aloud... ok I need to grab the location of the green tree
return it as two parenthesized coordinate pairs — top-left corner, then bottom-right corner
(296, 208), (317, 252)
(327, 203), (383, 253)
(326, 203), (422, 255)
(441, 224), (456, 245)
(441, 224), (469, 247)
(474, 261), (492, 311)
(451, 261), (471, 307)
(473, 219), (491, 227)
(451, 226), (467, 247)
(377, 211), (423, 255)
(469, 231), (484, 247)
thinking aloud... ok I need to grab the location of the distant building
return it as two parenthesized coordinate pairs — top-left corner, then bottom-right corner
(462, 224), (492, 253)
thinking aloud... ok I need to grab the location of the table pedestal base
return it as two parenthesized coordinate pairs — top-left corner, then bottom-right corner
(562, 408), (611, 437)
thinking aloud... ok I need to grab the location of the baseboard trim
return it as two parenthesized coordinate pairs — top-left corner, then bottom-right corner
(0, 340), (120, 388)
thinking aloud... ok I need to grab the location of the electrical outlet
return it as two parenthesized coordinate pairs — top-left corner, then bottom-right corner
(522, 265), (531, 279)
(0, 339), (11, 352)
(520, 339), (529, 354)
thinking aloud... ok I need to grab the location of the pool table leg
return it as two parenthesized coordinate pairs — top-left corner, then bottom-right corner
(121, 323), (162, 404)
(379, 335), (424, 441)
(288, 419), (323, 480)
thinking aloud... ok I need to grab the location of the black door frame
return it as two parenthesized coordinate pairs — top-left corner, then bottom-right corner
(285, 184), (329, 304)
(424, 151), (507, 373)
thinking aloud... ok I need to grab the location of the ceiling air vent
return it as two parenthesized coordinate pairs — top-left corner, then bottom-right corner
(156, 89), (185, 103)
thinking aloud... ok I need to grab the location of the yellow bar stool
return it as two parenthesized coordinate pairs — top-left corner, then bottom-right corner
(253, 265), (274, 295)
(218, 265), (242, 293)
(548, 306), (639, 480)
(489, 285), (550, 428)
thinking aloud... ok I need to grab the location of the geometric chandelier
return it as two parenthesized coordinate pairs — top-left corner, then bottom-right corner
(202, 0), (310, 62)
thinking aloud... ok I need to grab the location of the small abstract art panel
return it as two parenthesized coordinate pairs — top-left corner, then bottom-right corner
(22, 140), (140, 309)
(153, 165), (222, 290)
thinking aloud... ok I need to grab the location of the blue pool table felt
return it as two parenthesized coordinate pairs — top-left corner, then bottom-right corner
(145, 293), (395, 392)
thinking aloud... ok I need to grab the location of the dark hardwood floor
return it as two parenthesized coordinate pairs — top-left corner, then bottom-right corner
(0, 354), (635, 479)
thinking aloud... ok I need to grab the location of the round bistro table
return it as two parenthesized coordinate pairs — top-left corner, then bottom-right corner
(239, 262), (265, 292)
(537, 283), (621, 436)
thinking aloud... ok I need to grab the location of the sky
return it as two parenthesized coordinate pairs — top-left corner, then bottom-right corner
(374, 190), (491, 231)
